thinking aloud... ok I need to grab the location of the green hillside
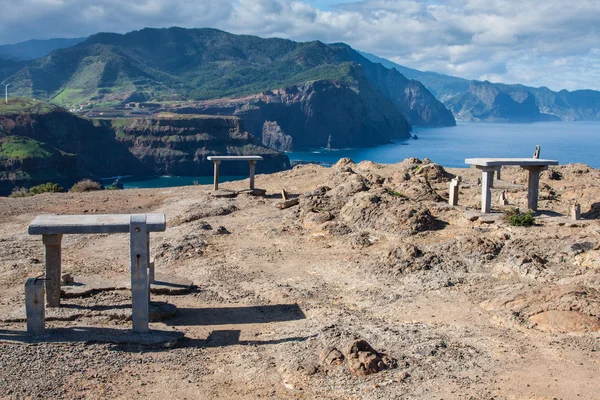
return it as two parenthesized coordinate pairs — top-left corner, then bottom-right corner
(6, 28), (357, 106)
(0, 27), (454, 127)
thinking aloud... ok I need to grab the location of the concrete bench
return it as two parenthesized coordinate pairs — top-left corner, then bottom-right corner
(207, 155), (263, 190)
(28, 213), (166, 333)
(465, 158), (558, 213)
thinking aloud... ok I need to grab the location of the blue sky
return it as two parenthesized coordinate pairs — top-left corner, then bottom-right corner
(0, 0), (598, 91)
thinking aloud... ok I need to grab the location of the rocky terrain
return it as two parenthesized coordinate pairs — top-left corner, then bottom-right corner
(0, 158), (599, 399)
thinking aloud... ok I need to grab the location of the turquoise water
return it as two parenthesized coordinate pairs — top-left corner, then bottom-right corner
(101, 175), (247, 189)
(288, 121), (600, 168)
(107, 121), (599, 189)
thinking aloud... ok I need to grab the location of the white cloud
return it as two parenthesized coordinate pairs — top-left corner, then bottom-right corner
(0, 0), (597, 91)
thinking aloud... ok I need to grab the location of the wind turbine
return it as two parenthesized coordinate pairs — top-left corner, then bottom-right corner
(3, 83), (9, 104)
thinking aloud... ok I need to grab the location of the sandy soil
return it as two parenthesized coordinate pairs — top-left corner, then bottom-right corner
(1, 158), (599, 399)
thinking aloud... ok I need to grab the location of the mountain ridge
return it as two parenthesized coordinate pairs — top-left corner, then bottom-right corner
(3, 27), (454, 131)
(359, 51), (600, 122)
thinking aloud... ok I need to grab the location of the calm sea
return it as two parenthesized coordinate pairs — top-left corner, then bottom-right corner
(288, 121), (600, 168)
(117, 121), (599, 189)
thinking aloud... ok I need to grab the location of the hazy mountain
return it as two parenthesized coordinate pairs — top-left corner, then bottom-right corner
(360, 51), (600, 122)
(0, 38), (86, 61)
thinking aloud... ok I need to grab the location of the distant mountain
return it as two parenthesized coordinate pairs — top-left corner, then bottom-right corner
(3, 28), (454, 131)
(360, 51), (600, 122)
(0, 38), (86, 61)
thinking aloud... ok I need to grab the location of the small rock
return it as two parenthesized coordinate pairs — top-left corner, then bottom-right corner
(319, 346), (345, 366)
(215, 226), (230, 235)
(61, 273), (74, 286)
(345, 339), (398, 376)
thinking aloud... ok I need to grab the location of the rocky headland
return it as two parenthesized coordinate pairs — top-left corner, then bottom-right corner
(0, 158), (599, 398)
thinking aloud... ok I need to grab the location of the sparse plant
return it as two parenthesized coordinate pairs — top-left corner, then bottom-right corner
(503, 208), (535, 226)
(70, 179), (103, 192)
(385, 188), (407, 198)
(10, 187), (29, 198)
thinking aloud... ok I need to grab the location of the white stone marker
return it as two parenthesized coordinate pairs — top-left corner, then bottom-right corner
(449, 178), (460, 206)
(570, 202), (581, 220)
(25, 278), (45, 336)
(130, 215), (150, 333)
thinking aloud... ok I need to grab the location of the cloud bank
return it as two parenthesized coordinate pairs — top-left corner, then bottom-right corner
(0, 0), (598, 91)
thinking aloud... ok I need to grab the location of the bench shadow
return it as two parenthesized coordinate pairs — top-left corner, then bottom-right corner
(264, 193), (300, 200)
(178, 329), (316, 348)
(164, 304), (306, 326)
(0, 327), (181, 346)
(581, 202), (600, 220)
(534, 210), (564, 217)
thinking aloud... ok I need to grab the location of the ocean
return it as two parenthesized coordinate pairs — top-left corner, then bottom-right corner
(288, 121), (600, 168)
(116, 121), (599, 189)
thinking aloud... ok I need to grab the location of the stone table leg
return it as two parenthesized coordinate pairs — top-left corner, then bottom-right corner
(524, 166), (544, 211)
(213, 160), (221, 191)
(478, 167), (495, 213)
(25, 278), (45, 336)
(42, 234), (62, 307)
(130, 215), (149, 333)
(249, 160), (257, 190)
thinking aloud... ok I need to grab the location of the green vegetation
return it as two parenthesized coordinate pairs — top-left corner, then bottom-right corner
(386, 188), (407, 198)
(0, 98), (61, 115)
(3, 28), (362, 108)
(29, 182), (64, 195)
(10, 182), (64, 197)
(504, 209), (536, 226)
(0, 136), (53, 160)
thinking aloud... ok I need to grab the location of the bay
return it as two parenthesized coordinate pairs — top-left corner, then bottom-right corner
(101, 175), (247, 189)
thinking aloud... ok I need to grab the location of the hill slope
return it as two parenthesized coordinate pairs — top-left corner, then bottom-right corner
(3, 28), (454, 130)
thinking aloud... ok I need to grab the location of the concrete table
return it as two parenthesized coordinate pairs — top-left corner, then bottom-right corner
(465, 158), (558, 213)
(28, 213), (166, 333)
(207, 155), (263, 190)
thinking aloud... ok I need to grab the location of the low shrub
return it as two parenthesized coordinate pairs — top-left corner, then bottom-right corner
(10, 187), (29, 198)
(70, 179), (103, 192)
(29, 182), (64, 195)
(504, 209), (535, 226)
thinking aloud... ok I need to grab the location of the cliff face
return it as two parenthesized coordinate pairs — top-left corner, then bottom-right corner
(0, 108), (148, 194)
(112, 116), (290, 175)
(0, 101), (290, 195)
(173, 75), (412, 152)
(238, 78), (412, 151)
(332, 45), (456, 127)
